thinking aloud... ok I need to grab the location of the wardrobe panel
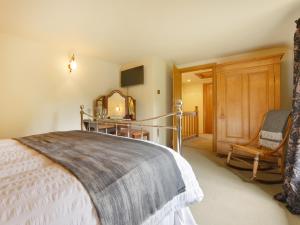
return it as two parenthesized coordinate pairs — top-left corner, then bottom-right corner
(225, 73), (244, 138)
(218, 70), (249, 144)
(247, 66), (272, 138)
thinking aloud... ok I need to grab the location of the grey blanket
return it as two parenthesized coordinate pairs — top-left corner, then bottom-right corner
(261, 110), (290, 133)
(259, 110), (290, 149)
(16, 131), (185, 225)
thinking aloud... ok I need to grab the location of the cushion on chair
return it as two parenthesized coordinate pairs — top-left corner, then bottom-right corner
(259, 110), (290, 150)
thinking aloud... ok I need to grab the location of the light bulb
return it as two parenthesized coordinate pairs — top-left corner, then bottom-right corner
(68, 54), (77, 72)
(70, 60), (77, 70)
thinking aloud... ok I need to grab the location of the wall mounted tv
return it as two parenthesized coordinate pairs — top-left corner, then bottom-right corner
(121, 65), (144, 87)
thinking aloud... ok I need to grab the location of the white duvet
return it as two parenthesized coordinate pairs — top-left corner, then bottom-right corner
(0, 138), (203, 225)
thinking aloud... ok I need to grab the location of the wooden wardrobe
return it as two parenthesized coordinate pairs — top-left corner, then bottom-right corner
(216, 54), (283, 155)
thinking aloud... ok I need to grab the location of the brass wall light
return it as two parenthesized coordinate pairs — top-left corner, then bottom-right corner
(68, 54), (77, 72)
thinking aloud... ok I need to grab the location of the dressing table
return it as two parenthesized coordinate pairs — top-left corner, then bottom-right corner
(90, 90), (149, 140)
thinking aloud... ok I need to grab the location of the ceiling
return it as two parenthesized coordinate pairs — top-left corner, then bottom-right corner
(0, 0), (299, 64)
(182, 69), (212, 84)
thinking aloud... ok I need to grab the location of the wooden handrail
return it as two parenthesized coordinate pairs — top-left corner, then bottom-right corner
(182, 106), (199, 140)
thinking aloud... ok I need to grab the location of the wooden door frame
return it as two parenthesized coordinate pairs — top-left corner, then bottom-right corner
(173, 63), (217, 152)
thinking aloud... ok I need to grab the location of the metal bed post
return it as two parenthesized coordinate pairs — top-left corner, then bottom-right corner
(80, 105), (84, 131)
(127, 124), (130, 138)
(176, 100), (183, 155)
(141, 127), (144, 140)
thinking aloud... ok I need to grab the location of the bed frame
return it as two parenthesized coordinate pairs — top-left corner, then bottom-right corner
(80, 100), (183, 154)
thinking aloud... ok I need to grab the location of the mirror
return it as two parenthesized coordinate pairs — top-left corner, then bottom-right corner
(95, 96), (104, 116)
(94, 90), (136, 120)
(107, 92), (126, 119)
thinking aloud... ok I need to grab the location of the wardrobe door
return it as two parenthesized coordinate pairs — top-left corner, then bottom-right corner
(217, 70), (249, 153)
(245, 65), (276, 138)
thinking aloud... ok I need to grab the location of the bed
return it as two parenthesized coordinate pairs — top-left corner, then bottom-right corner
(0, 101), (203, 225)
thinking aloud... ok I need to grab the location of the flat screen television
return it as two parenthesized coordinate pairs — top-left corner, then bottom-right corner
(121, 65), (144, 87)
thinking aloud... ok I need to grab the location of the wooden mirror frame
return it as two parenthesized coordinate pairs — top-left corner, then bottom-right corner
(94, 90), (136, 120)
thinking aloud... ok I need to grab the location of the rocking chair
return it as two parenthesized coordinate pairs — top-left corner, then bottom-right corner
(226, 110), (291, 183)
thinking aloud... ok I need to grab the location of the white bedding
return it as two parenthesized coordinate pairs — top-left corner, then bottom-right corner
(0, 138), (203, 225)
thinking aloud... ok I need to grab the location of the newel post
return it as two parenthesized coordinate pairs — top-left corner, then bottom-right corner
(176, 100), (183, 154)
(195, 106), (199, 137)
(80, 105), (84, 131)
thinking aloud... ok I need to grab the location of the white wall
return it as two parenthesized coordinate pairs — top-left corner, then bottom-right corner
(120, 57), (172, 145)
(0, 33), (120, 138)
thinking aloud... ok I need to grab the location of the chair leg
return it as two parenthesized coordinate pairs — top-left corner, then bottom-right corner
(278, 157), (284, 176)
(227, 149), (233, 164)
(251, 154), (259, 180)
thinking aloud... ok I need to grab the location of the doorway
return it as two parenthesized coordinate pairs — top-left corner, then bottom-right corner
(173, 63), (216, 152)
(203, 82), (213, 134)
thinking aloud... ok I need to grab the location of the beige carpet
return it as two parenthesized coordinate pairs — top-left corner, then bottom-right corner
(183, 135), (300, 225)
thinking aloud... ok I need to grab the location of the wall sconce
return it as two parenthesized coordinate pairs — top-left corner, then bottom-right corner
(68, 54), (77, 72)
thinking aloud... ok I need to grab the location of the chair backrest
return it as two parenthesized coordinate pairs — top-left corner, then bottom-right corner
(259, 110), (290, 150)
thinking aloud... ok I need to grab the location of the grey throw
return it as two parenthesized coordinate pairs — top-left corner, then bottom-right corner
(16, 131), (185, 225)
(261, 110), (290, 133)
(259, 110), (290, 149)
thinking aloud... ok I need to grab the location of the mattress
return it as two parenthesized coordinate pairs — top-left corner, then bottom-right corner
(0, 138), (203, 225)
